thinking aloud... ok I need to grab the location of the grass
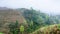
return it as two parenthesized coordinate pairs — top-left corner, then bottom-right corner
(30, 24), (60, 34)
(0, 32), (4, 34)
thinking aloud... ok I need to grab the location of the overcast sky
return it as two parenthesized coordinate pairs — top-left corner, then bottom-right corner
(0, 0), (60, 15)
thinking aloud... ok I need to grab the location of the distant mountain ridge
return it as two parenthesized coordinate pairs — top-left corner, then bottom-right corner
(0, 7), (10, 10)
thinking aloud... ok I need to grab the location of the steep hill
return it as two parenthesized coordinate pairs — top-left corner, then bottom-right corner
(0, 8), (27, 33)
(0, 7), (60, 34)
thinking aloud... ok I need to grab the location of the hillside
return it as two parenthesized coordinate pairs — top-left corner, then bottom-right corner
(0, 7), (60, 34)
(30, 24), (60, 34)
(0, 8), (27, 33)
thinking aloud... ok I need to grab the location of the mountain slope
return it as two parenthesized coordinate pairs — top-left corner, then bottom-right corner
(0, 8), (27, 33)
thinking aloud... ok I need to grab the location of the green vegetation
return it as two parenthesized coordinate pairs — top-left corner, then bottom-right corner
(0, 8), (60, 34)
(0, 32), (4, 34)
(20, 25), (24, 34)
(31, 24), (60, 34)
(9, 20), (19, 34)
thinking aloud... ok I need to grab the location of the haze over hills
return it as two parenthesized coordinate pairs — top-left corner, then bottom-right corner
(0, 7), (10, 10)
(0, 0), (60, 34)
(0, 7), (60, 34)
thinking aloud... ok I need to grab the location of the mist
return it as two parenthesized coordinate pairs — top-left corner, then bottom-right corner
(0, 0), (60, 15)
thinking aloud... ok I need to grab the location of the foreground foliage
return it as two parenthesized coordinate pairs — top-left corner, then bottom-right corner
(31, 24), (60, 34)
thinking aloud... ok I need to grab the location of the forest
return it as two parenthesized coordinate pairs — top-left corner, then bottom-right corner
(0, 8), (60, 34)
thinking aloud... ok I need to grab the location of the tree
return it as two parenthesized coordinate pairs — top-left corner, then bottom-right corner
(20, 25), (24, 34)
(23, 8), (45, 33)
(9, 20), (19, 34)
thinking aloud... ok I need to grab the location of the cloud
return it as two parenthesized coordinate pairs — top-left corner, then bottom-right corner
(0, 0), (60, 15)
